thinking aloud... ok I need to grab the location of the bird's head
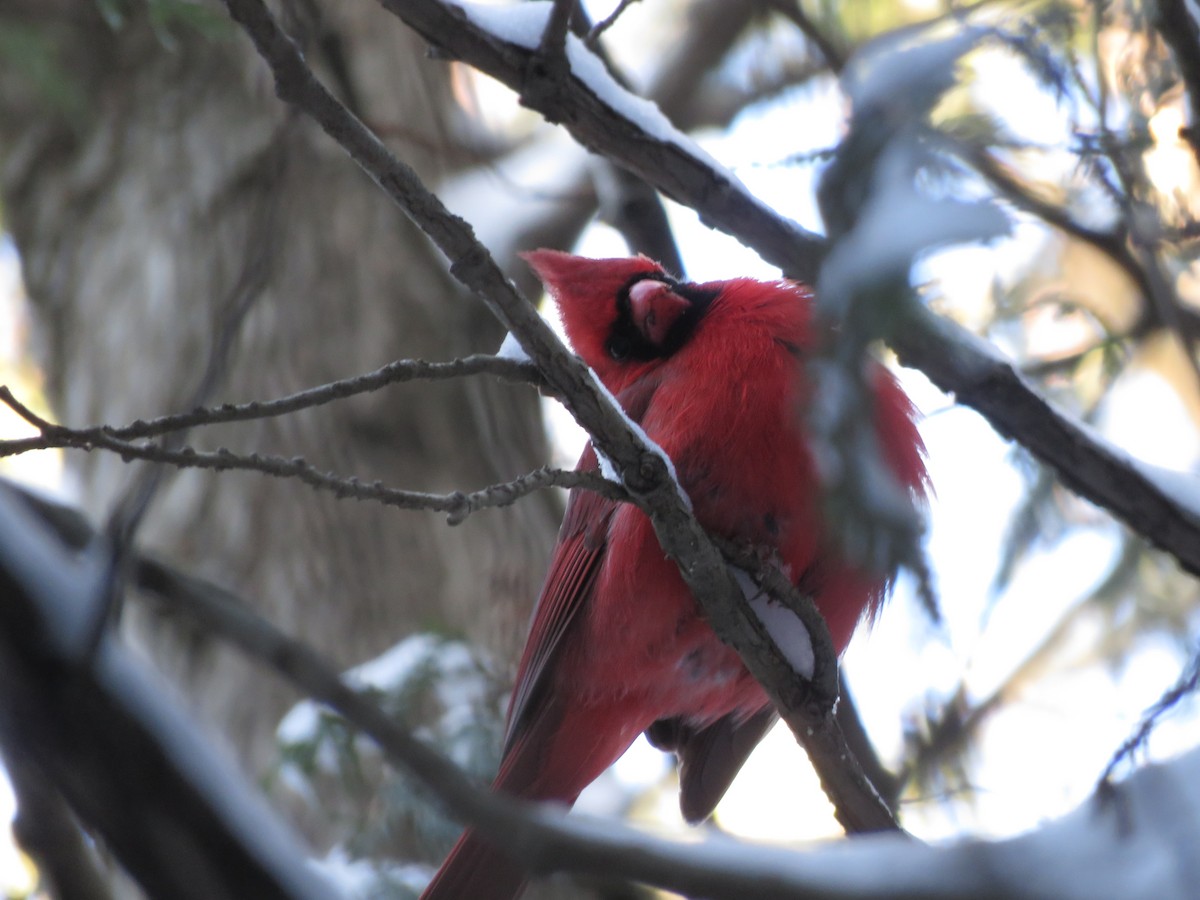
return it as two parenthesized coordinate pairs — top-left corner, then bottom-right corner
(522, 249), (717, 387)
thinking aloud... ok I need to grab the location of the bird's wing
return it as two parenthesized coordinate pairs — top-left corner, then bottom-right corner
(501, 453), (613, 754)
(502, 377), (660, 755)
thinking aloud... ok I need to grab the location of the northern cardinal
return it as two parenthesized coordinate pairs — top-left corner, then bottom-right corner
(422, 251), (927, 899)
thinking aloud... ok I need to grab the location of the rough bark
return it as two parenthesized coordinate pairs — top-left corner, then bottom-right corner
(0, 0), (559, 779)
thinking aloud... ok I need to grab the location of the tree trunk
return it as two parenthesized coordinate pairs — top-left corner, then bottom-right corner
(0, 0), (559, 778)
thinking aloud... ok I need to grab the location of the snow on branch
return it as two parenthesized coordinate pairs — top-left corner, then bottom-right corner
(221, 0), (899, 833)
(385, 0), (827, 283)
(0, 486), (338, 900)
(7, 477), (1200, 900)
(379, 0), (1200, 578)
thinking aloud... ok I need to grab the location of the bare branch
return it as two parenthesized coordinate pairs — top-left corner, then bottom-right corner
(897, 301), (1200, 575)
(1127, 231), (1200, 390)
(9, 477), (1200, 900)
(1101, 646), (1200, 784)
(7, 757), (115, 900)
(586, 0), (640, 48)
(646, 0), (782, 132)
(0, 493), (331, 900)
(963, 146), (1146, 295)
(537, 0), (574, 61)
(0, 354), (543, 457)
(0, 395), (623, 522)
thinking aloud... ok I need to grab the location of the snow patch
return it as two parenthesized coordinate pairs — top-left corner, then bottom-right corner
(350, 633), (468, 691)
(453, 0), (546, 47)
(736, 569), (815, 679)
(277, 698), (323, 747)
(496, 330), (532, 363)
(595, 445), (620, 483)
(453, 1), (731, 175)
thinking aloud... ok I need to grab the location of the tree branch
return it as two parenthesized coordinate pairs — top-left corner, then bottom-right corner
(379, 0), (829, 283)
(0, 354), (543, 456)
(7, 756), (115, 900)
(0, 492), (332, 900)
(0, 389), (622, 522)
(1101, 645), (1200, 784)
(896, 300), (1200, 576)
(586, 0), (640, 48)
(962, 145), (1149, 300)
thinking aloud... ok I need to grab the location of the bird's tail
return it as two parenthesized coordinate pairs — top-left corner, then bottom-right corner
(421, 698), (641, 899)
(420, 827), (527, 900)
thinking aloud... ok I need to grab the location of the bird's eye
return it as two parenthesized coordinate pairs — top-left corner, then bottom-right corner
(606, 335), (632, 361)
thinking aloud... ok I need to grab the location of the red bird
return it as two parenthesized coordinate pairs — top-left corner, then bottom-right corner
(422, 251), (928, 899)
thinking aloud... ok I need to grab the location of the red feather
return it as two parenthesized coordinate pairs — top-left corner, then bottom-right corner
(421, 251), (928, 900)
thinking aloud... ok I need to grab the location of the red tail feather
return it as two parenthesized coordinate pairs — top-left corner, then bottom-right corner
(421, 829), (527, 900)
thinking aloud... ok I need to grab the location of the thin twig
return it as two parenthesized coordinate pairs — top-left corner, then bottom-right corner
(1100, 646), (1200, 785)
(958, 143), (1149, 299)
(0, 386), (55, 434)
(537, 0), (574, 60)
(767, 0), (846, 73)
(586, 0), (639, 48)
(0, 405), (626, 523)
(0, 383), (623, 522)
(0, 355), (544, 457)
(91, 131), (288, 644)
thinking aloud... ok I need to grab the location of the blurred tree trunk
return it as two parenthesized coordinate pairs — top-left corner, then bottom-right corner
(0, 0), (560, 780)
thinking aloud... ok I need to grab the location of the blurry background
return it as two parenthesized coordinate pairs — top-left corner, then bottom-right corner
(1, 0), (1198, 897)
